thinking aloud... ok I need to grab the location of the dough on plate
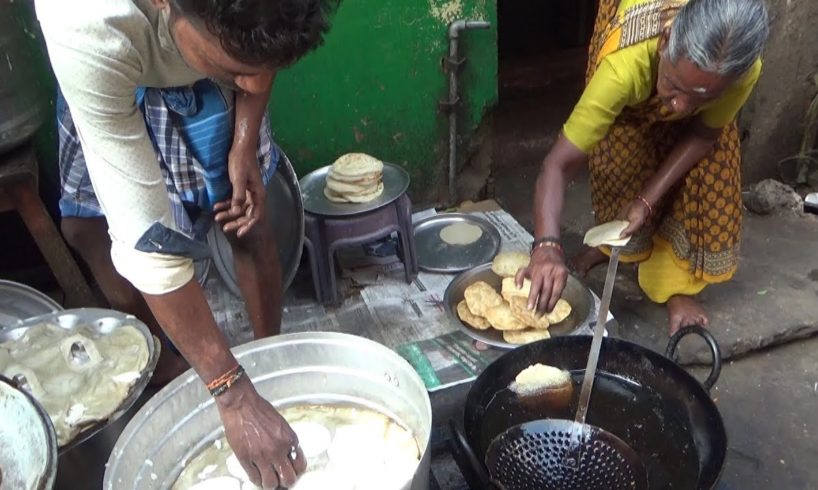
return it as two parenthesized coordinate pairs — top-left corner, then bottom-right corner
(457, 301), (491, 330)
(583, 220), (631, 248)
(463, 281), (504, 317)
(503, 328), (551, 345)
(491, 251), (530, 278)
(439, 223), (483, 246)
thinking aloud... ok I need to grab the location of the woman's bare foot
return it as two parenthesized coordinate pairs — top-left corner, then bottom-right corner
(149, 349), (190, 386)
(569, 246), (608, 277)
(666, 295), (709, 336)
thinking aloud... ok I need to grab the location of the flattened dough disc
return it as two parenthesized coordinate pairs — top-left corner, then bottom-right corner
(583, 220), (632, 248)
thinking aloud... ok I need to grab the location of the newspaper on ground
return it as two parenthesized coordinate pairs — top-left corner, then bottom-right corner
(203, 202), (610, 392)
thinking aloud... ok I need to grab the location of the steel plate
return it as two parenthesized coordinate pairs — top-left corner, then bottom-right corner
(413, 214), (501, 273)
(0, 308), (160, 452)
(207, 151), (304, 297)
(300, 162), (410, 217)
(443, 264), (595, 349)
(0, 280), (63, 329)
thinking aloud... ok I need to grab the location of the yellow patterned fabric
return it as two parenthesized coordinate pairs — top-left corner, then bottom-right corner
(570, 0), (761, 301)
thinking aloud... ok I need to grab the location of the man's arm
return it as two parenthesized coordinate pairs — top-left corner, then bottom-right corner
(217, 78), (276, 237)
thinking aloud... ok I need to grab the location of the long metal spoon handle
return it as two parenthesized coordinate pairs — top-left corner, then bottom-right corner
(574, 247), (621, 426)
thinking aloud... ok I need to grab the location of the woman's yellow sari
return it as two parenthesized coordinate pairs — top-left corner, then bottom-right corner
(564, 0), (762, 302)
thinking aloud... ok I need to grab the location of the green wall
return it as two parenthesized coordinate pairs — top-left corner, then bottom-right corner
(19, 0), (498, 204)
(268, 0), (498, 201)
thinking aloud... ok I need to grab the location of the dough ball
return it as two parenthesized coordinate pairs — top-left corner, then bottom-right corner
(226, 453), (251, 482)
(290, 421), (332, 459)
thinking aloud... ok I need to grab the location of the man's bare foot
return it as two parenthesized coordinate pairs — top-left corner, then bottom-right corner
(569, 246), (608, 277)
(149, 349), (190, 386)
(666, 295), (709, 336)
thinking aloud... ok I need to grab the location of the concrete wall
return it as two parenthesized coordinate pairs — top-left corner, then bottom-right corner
(739, 0), (818, 185)
(268, 0), (498, 202)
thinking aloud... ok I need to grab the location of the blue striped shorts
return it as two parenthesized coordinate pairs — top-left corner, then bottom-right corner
(57, 79), (279, 242)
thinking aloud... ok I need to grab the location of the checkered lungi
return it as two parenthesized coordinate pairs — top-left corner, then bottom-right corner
(56, 79), (279, 242)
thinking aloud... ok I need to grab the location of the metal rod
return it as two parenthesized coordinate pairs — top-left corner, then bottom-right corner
(574, 247), (621, 426)
(446, 20), (490, 206)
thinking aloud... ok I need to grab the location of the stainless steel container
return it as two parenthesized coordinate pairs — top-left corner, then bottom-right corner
(0, 376), (58, 490)
(104, 332), (433, 490)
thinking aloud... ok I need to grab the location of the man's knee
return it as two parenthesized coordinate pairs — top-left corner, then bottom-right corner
(228, 220), (276, 257)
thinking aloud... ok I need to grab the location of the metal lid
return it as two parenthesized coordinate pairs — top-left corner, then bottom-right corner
(0, 280), (62, 330)
(0, 376), (58, 490)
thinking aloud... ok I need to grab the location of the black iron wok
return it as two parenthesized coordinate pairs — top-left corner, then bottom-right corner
(450, 326), (726, 489)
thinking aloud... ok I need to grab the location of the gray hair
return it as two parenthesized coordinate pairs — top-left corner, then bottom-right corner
(667, 0), (770, 77)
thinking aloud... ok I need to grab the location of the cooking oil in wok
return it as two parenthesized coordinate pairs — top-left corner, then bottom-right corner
(481, 371), (699, 489)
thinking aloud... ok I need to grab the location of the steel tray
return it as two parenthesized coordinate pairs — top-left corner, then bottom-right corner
(443, 264), (595, 349)
(413, 213), (501, 273)
(300, 162), (410, 217)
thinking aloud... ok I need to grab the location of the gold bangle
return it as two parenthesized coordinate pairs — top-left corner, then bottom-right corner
(636, 195), (653, 216)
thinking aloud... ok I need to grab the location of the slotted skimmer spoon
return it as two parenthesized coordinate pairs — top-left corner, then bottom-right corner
(485, 232), (649, 490)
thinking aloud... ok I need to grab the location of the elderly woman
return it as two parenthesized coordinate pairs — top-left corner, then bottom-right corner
(519, 0), (770, 335)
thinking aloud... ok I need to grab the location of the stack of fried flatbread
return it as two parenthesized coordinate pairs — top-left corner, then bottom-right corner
(324, 153), (385, 203)
(456, 252), (572, 345)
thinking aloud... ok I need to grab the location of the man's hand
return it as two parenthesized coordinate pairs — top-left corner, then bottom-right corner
(618, 198), (651, 238)
(516, 246), (569, 315)
(216, 376), (307, 489)
(215, 148), (265, 238)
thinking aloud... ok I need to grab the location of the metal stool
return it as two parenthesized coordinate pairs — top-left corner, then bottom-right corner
(0, 144), (97, 307)
(304, 193), (418, 304)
